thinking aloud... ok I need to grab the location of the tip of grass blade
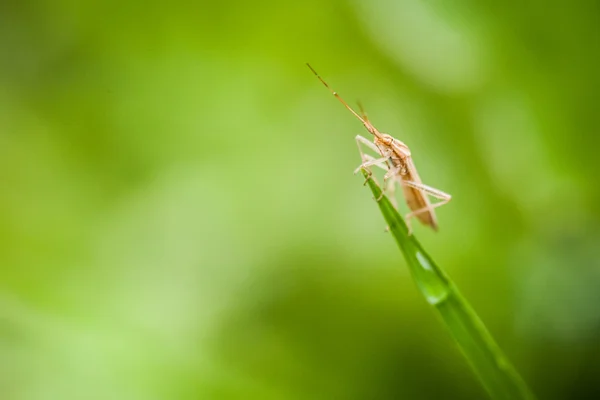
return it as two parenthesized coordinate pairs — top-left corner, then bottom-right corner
(360, 168), (410, 237)
(360, 167), (450, 302)
(358, 167), (537, 400)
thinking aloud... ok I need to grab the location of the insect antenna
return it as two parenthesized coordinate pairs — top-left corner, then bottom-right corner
(307, 63), (382, 139)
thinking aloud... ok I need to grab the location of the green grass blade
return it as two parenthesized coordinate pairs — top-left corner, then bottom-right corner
(361, 170), (537, 400)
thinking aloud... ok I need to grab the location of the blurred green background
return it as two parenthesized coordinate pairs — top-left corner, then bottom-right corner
(1, 0), (600, 399)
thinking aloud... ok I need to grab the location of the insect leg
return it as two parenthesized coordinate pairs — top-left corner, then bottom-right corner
(354, 135), (391, 174)
(356, 156), (392, 172)
(354, 134), (401, 211)
(360, 154), (389, 172)
(355, 135), (386, 160)
(401, 180), (452, 226)
(402, 180), (452, 203)
(382, 174), (400, 209)
(358, 155), (401, 211)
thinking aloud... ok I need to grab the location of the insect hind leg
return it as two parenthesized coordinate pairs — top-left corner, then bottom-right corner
(401, 179), (452, 232)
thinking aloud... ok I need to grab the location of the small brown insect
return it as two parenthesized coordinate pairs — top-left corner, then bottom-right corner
(307, 63), (451, 233)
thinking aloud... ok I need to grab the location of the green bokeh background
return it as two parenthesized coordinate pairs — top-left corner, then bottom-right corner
(1, 0), (600, 399)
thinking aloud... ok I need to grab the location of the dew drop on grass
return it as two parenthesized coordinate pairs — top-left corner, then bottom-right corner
(415, 251), (450, 305)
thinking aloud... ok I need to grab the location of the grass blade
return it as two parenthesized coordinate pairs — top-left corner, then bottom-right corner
(361, 170), (537, 400)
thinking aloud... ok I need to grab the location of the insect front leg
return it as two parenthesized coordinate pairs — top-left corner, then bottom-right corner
(358, 155), (401, 216)
(354, 135), (391, 174)
(359, 154), (388, 171)
(358, 154), (388, 189)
